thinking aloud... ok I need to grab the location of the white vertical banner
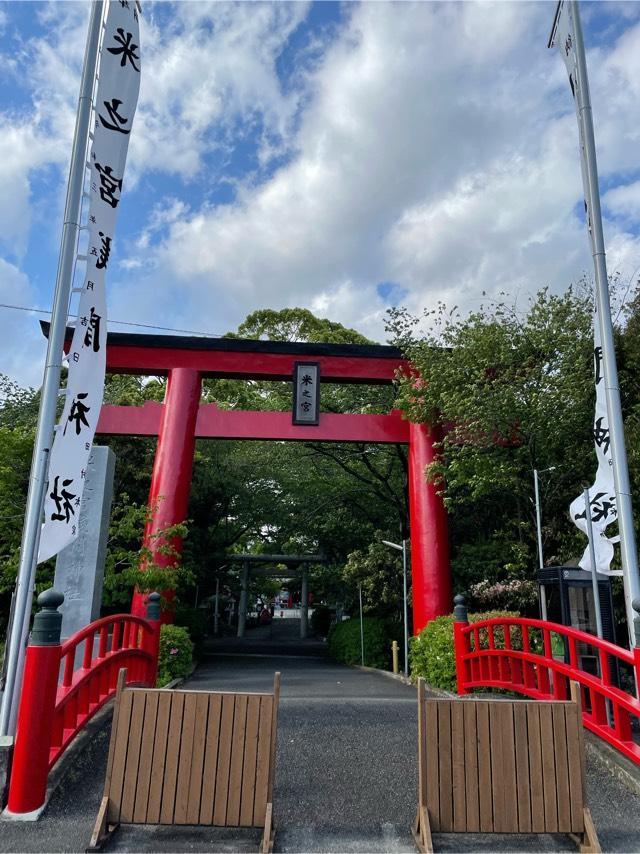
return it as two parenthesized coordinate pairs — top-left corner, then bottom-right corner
(551, 2), (618, 573)
(38, 0), (141, 562)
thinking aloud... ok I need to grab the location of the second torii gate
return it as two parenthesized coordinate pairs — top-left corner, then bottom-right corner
(44, 323), (452, 633)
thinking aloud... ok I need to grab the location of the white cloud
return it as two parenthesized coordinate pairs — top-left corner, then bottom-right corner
(0, 258), (45, 387)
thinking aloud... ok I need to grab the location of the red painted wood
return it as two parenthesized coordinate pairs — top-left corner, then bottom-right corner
(408, 422), (452, 632)
(104, 344), (406, 383)
(455, 614), (640, 766)
(97, 402), (410, 443)
(131, 368), (202, 620)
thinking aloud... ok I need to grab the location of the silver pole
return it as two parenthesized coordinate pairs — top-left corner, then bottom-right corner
(572, 1), (640, 646)
(402, 540), (409, 677)
(533, 469), (548, 620)
(0, 0), (104, 738)
(359, 584), (364, 666)
(214, 578), (220, 636)
(584, 487), (604, 640)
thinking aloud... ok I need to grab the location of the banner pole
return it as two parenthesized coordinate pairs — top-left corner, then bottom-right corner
(0, 0), (104, 738)
(571, 1), (640, 646)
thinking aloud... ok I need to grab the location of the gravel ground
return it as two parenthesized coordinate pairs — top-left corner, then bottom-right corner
(1, 628), (639, 852)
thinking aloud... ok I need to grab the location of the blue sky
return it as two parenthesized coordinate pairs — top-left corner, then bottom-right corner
(1, 1), (639, 386)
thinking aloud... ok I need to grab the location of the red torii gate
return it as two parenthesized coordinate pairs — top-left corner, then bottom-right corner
(47, 324), (451, 632)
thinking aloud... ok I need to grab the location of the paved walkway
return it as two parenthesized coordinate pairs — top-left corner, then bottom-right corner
(1, 620), (640, 851)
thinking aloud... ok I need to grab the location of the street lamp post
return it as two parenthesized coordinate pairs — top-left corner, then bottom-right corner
(533, 467), (556, 621)
(383, 539), (409, 677)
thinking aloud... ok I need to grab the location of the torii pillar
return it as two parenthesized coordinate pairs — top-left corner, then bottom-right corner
(131, 368), (201, 620)
(408, 422), (452, 629)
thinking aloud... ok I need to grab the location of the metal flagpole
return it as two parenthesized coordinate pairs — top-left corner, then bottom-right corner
(402, 540), (408, 677)
(584, 487), (604, 639)
(570, 1), (640, 645)
(0, 0), (104, 738)
(359, 584), (364, 666)
(533, 469), (548, 620)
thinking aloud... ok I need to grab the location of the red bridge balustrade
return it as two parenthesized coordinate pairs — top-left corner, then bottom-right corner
(6, 590), (161, 817)
(452, 594), (640, 766)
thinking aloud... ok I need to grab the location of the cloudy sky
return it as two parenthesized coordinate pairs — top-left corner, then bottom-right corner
(1, 0), (639, 387)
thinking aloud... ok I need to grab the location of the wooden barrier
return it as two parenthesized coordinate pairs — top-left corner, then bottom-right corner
(88, 670), (280, 852)
(413, 679), (600, 853)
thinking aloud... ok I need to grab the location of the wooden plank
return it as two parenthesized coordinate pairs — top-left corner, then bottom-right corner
(105, 670), (128, 823)
(451, 702), (466, 832)
(213, 694), (236, 826)
(133, 691), (159, 823)
(160, 692), (185, 824)
(267, 673), (280, 804)
(107, 687), (134, 822)
(476, 702), (493, 833)
(174, 693), (198, 824)
(527, 703), (545, 833)
(240, 695), (261, 827)
(226, 694), (248, 826)
(463, 702), (479, 832)
(499, 703), (519, 833)
(146, 691), (172, 824)
(199, 694), (223, 825)
(253, 695), (273, 827)
(186, 692), (211, 825)
(119, 690), (147, 823)
(489, 703), (505, 832)
(553, 704), (572, 833)
(565, 701), (584, 832)
(424, 699), (439, 832)
(437, 700), (453, 832)
(513, 702), (531, 833)
(540, 703), (558, 832)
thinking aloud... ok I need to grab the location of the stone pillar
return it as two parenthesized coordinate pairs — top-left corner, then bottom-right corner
(54, 446), (115, 640)
(131, 368), (201, 619)
(300, 567), (309, 639)
(408, 422), (452, 633)
(237, 560), (250, 638)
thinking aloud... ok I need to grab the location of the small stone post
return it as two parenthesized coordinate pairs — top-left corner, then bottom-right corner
(6, 590), (64, 817)
(144, 592), (162, 687)
(453, 594), (470, 696)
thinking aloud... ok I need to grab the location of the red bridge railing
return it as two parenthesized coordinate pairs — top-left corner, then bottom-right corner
(7, 589), (161, 816)
(452, 594), (640, 765)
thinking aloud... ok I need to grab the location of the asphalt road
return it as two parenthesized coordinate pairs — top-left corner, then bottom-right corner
(1, 626), (640, 852)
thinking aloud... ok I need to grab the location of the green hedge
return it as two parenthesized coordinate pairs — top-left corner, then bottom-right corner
(157, 624), (194, 687)
(328, 617), (399, 669)
(409, 610), (520, 692)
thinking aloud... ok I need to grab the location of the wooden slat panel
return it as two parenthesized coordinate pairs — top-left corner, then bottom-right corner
(146, 691), (172, 824)
(499, 703), (519, 833)
(513, 702), (531, 833)
(186, 693), (210, 825)
(451, 702), (466, 832)
(527, 703), (545, 833)
(425, 700), (440, 832)
(463, 702), (479, 832)
(213, 694), (236, 826)
(240, 696), (261, 826)
(119, 691), (147, 823)
(160, 692), (185, 824)
(253, 696), (273, 827)
(553, 704), (572, 833)
(489, 703), (505, 832)
(437, 701), (453, 832)
(476, 702), (493, 833)
(226, 695), (248, 826)
(107, 688), (135, 821)
(540, 704), (558, 832)
(133, 691), (159, 823)
(174, 693), (198, 824)
(199, 694), (223, 825)
(565, 702), (584, 832)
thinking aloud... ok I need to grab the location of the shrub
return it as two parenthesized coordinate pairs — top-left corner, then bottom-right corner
(409, 610), (520, 692)
(310, 605), (332, 637)
(157, 624), (194, 687)
(468, 579), (538, 614)
(174, 604), (207, 657)
(328, 616), (399, 669)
